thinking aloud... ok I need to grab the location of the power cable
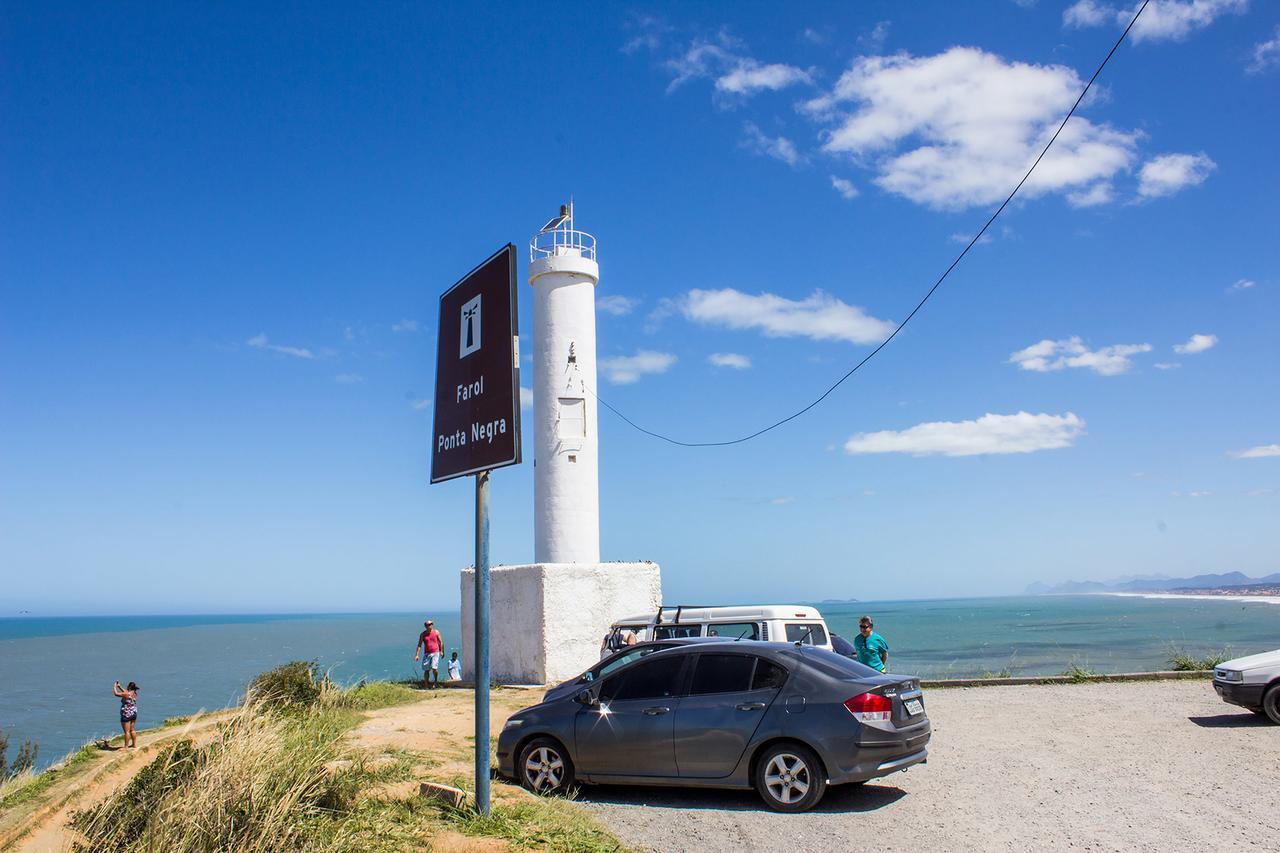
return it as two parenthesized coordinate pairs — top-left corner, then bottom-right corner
(589, 0), (1151, 448)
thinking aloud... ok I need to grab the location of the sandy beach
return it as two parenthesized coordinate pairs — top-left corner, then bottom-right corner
(1100, 591), (1280, 605)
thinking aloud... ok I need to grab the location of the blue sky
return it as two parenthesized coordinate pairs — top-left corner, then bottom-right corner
(3, 2), (1277, 615)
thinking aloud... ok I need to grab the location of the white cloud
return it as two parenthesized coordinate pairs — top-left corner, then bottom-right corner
(520, 386), (533, 410)
(410, 398), (432, 411)
(246, 333), (314, 359)
(1248, 26), (1280, 73)
(845, 411), (1085, 457)
(391, 319), (420, 333)
(1232, 444), (1280, 459)
(708, 352), (752, 369)
(334, 372), (364, 384)
(1173, 333), (1217, 354)
(599, 350), (677, 384)
(717, 63), (811, 95)
(1171, 489), (1213, 497)
(1154, 361), (1181, 369)
(597, 295), (639, 316)
(830, 175), (859, 199)
(1066, 182), (1115, 207)
(1064, 0), (1248, 43)
(949, 231), (994, 246)
(1137, 152), (1216, 198)
(805, 47), (1140, 210)
(1009, 336), (1152, 375)
(665, 33), (809, 100)
(742, 122), (802, 166)
(1228, 278), (1256, 292)
(683, 288), (894, 345)
(1063, 0), (1113, 26)
(769, 496), (796, 506)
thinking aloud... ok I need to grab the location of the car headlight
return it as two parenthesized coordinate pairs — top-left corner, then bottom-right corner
(1215, 669), (1243, 683)
(502, 718), (525, 731)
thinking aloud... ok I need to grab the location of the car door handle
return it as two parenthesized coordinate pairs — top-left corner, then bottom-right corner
(736, 702), (767, 711)
(642, 706), (670, 716)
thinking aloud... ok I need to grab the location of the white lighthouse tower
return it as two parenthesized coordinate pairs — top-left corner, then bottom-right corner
(459, 203), (662, 685)
(530, 204), (600, 564)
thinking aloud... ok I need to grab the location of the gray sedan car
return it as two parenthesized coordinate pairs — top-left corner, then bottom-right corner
(497, 640), (930, 812)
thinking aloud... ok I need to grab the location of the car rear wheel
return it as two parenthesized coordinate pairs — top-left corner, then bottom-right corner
(755, 743), (826, 812)
(1263, 685), (1280, 725)
(518, 737), (575, 796)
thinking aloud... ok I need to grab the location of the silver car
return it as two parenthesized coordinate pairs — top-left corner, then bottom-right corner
(497, 640), (931, 812)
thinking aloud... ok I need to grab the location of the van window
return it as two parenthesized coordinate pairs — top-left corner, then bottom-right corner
(785, 623), (828, 645)
(601, 655), (685, 702)
(653, 625), (701, 639)
(689, 654), (755, 695)
(706, 622), (759, 640)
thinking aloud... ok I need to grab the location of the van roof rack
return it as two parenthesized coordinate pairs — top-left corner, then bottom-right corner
(653, 604), (721, 625)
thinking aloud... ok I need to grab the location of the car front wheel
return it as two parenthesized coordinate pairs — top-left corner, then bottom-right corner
(1263, 685), (1280, 725)
(518, 737), (575, 796)
(754, 743), (826, 812)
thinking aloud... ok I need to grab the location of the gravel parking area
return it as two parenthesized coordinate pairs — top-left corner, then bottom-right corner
(579, 679), (1279, 851)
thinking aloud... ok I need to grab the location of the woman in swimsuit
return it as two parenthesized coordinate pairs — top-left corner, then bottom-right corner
(114, 680), (138, 748)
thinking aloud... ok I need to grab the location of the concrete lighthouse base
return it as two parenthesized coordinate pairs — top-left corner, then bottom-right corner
(460, 562), (662, 685)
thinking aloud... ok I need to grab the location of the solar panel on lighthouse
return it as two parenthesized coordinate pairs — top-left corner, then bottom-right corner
(430, 244), (521, 483)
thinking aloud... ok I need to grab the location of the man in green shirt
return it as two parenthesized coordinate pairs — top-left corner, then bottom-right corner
(853, 615), (890, 672)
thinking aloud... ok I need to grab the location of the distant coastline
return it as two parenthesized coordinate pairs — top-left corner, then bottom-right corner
(1095, 591), (1280, 606)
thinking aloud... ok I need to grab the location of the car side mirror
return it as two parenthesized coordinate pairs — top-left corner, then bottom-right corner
(574, 688), (598, 706)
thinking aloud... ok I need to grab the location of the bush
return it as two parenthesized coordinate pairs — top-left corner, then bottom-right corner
(248, 661), (324, 710)
(73, 740), (200, 848)
(1061, 661), (1099, 682)
(0, 729), (38, 780)
(1168, 646), (1232, 671)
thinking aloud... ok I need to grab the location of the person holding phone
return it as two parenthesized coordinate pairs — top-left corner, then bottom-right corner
(113, 680), (139, 748)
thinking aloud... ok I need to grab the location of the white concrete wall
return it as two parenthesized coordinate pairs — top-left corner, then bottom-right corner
(460, 561), (662, 685)
(530, 251), (600, 564)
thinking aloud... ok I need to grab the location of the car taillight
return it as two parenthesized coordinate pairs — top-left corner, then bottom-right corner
(844, 692), (892, 722)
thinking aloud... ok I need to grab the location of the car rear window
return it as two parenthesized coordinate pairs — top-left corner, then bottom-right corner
(785, 647), (882, 679)
(785, 623), (828, 645)
(689, 654), (755, 694)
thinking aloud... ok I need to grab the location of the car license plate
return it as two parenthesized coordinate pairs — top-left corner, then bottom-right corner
(904, 698), (923, 716)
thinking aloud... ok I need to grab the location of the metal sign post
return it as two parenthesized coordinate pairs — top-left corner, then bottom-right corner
(429, 244), (520, 817)
(474, 470), (491, 814)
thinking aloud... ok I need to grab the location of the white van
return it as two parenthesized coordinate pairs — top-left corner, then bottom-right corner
(604, 605), (833, 655)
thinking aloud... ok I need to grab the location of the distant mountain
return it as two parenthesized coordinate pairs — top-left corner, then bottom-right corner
(1028, 571), (1280, 595)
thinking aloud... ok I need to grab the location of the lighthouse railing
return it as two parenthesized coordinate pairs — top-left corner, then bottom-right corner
(530, 228), (596, 262)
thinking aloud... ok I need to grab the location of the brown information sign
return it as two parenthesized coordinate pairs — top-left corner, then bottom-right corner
(430, 244), (521, 483)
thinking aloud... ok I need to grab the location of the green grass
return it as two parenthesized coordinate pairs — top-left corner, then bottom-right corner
(978, 667), (1013, 679)
(1061, 660), (1100, 682)
(0, 743), (98, 813)
(438, 798), (628, 852)
(1168, 645), (1232, 671)
(67, 672), (623, 852)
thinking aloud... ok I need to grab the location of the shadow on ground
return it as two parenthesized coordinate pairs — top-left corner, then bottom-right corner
(576, 781), (907, 814)
(1187, 713), (1271, 728)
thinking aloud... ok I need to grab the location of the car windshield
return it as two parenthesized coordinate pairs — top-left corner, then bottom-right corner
(582, 644), (668, 682)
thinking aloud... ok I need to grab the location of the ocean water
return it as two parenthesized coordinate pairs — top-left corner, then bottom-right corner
(2, 596), (1276, 770)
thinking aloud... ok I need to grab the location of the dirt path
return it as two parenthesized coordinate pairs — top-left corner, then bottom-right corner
(347, 685), (544, 803)
(3, 714), (226, 853)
